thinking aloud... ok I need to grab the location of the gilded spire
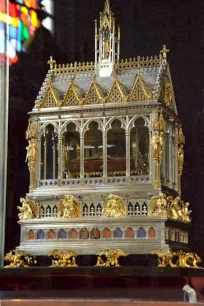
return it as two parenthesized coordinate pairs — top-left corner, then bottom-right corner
(104, 0), (111, 14)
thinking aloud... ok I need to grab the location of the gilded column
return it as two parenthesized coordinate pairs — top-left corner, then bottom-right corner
(37, 136), (41, 187)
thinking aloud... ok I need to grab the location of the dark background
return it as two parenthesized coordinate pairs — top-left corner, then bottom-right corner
(7, 0), (204, 256)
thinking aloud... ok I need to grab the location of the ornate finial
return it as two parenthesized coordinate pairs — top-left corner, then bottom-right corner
(104, 0), (111, 14)
(48, 56), (56, 70)
(160, 45), (170, 59)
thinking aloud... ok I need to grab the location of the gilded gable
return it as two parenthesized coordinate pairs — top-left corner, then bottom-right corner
(129, 74), (151, 102)
(39, 85), (58, 108)
(63, 82), (81, 106)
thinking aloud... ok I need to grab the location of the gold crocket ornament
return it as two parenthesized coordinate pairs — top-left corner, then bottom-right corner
(48, 250), (78, 267)
(4, 250), (37, 268)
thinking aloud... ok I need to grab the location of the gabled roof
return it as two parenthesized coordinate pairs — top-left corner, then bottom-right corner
(106, 79), (128, 103)
(129, 73), (152, 102)
(62, 80), (83, 106)
(85, 80), (105, 104)
(38, 84), (59, 108)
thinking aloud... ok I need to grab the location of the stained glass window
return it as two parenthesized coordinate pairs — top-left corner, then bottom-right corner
(0, 0), (53, 65)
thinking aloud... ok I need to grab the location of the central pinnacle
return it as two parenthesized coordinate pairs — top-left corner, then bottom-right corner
(104, 0), (111, 14)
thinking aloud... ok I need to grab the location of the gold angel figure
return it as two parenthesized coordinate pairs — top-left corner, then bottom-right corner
(17, 198), (39, 220)
(178, 144), (184, 175)
(48, 249), (78, 267)
(181, 202), (192, 223)
(152, 131), (163, 161)
(148, 193), (167, 217)
(103, 194), (126, 217)
(57, 195), (80, 218)
(96, 249), (127, 267)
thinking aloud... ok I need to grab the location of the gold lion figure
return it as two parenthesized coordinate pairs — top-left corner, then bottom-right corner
(103, 194), (126, 217)
(148, 193), (167, 217)
(176, 251), (202, 269)
(57, 195), (80, 218)
(4, 250), (36, 268)
(96, 249), (127, 267)
(48, 249), (78, 267)
(17, 198), (39, 220)
(152, 248), (177, 268)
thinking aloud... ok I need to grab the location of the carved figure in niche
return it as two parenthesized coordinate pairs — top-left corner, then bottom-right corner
(103, 194), (126, 217)
(152, 131), (163, 162)
(57, 195), (80, 218)
(25, 120), (37, 140)
(169, 196), (182, 220)
(103, 27), (110, 58)
(148, 193), (167, 217)
(25, 139), (36, 165)
(178, 144), (184, 175)
(17, 198), (39, 220)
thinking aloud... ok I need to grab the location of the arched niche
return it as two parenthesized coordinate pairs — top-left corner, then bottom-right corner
(62, 122), (80, 179)
(130, 118), (149, 176)
(84, 121), (103, 178)
(107, 119), (126, 177)
(41, 124), (58, 180)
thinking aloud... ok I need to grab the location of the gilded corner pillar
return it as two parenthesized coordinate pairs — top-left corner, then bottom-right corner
(36, 135), (41, 187)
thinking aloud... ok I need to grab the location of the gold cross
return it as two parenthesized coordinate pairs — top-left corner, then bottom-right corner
(160, 45), (170, 59)
(48, 56), (56, 70)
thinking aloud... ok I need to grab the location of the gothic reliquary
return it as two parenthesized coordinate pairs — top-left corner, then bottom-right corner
(14, 0), (195, 267)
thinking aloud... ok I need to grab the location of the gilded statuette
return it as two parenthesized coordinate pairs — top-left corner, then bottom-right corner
(17, 198), (39, 220)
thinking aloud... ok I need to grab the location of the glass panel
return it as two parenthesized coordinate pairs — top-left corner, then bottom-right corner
(84, 121), (103, 178)
(107, 120), (126, 177)
(62, 122), (80, 179)
(130, 118), (149, 176)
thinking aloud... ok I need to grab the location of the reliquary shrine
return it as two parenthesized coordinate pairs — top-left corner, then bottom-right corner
(17, 0), (191, 257)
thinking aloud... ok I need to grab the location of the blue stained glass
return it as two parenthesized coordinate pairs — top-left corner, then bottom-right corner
(9, 25), (18, 39)
(137, 227), (146, 238)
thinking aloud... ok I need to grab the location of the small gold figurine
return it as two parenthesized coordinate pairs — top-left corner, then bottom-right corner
(4, 250), (37, 268)
(57, 195), (80, 218)
(95, 249), (127, 267)
(48, 249), (78, 267)
(17, 198), (39, 220)
(103, 194), (126, 217)
(178, 144), (184, 175)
